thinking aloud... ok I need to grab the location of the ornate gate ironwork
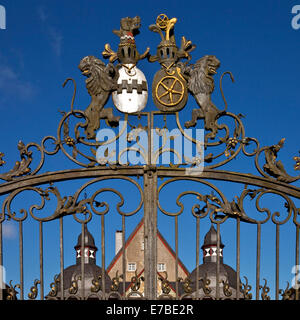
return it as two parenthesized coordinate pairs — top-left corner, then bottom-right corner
(0, 14), (300, 301)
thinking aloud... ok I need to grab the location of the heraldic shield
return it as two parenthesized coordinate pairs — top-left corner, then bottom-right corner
(152, 65), (188, 112)
(112, 64), (148, 114)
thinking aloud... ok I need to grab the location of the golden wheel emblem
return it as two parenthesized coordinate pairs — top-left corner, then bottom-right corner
(155, 75), (185, 107)
(156, 14), (169, 30)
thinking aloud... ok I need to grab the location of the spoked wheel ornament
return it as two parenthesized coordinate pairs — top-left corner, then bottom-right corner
(155, 75), (185, 106)
(156, 14), (169, 30)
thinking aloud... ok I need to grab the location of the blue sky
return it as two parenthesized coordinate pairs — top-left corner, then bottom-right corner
(0, 0), (300, 299)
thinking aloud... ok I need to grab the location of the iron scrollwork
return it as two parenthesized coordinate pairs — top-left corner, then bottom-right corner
(130, 270), (144, 292)
(240, 276), (252, 300)
(110, 271), (123, 292)
(91, 275), (102, 293)
(259, 279), (270, 300)
(48, 274), (60, 298)
(69, 275), (81, 295)
(199, 274), (212, 297)
(6, 281), (20, 300)
(178, 276), (193, 294)
(279, 282), (294, 300)
(28, 279), (41, 300)
(127, 270), (145, 299)
(158, 271), (173, 299)
(0, 14), (297, 183)
(0, 13), (300, 302)
(0, 141), (33, 182)
(254, 138), (300, 183)
(221, 277), (232, 298)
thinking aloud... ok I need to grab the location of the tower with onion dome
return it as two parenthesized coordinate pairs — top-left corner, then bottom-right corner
(46, 225), (111, 300)
(188, 225), (243, 299)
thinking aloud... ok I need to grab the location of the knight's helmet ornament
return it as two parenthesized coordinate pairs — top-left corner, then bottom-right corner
(149, 14), (196, 112)
(103, 16), (150, 113)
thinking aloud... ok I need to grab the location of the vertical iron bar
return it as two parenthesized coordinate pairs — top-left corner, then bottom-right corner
(175, 215), (178, 299)
(144, 111), (157, 299)
(216, 223), (220, 300)
(0, 220), (4, 300)
(143, 169), (157, 300)
(149, 112), (152, 165)
(19, 221), (24, 300)
(256, 223), (261, 300)
(81, 222), (85, 300)
(122, 215), (126, 298)
(59, 217), (64, 300)
(101, 215), (105, 299)
(39, 221), (44, 300)
(0, 221), (3, 300)
(236, 217), (240, 300)
(195, 216), (200, 300)
(275, 224), (280, 300)
(296, 225), (299, 300)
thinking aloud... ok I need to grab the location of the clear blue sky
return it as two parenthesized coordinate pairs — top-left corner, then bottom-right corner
(0, 0), (300, 299)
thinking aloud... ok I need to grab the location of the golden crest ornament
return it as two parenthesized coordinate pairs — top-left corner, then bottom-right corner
(149, 14), (195, 112)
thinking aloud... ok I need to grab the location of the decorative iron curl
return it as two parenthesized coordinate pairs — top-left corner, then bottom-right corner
(158, 177), (227, 219)
(28, 279), (41, 300)
(62, 78), (77, 113)
(6, 280), (20, 300)
(41, 135), (60, 156)
(219, 71), (235, 113)
(48, 274), (60, 298)
(3, 186), (49, 222)
(175, 110), (257, 170)
(70, 176), (143, 223)
(56, 109), (129, 168)
(0, 141), (45, 182)
(240, 276), (252, 300)
(255, 138), (300, 184)
(259, 278), (270, 300)
(237, 187), (297, 225)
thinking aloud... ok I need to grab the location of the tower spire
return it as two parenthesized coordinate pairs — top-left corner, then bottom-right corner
(74, 224), (98, 264)
(201, 225), (224, 263)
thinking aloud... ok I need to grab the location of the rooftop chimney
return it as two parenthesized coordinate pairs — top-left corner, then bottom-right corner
(115, 230), (123, 255)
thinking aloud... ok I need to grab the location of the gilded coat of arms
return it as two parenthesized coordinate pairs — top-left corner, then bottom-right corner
(149, 14), (195, 112)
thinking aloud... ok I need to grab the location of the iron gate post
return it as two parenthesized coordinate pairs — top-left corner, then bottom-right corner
(143, 166), (157, 299)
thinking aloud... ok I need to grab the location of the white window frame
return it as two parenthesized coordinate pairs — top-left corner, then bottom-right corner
(157, 263), (166, 272)
(127, 262), (137, 272)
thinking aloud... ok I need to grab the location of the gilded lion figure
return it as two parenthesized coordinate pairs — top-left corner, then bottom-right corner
(78, 55), (120, 140)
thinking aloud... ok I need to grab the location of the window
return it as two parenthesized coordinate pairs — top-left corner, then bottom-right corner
(157, 263), (166, 272)
(127, 262), (136, 272)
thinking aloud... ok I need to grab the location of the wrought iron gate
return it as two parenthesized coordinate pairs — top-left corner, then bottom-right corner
(0, 14), (300, 301)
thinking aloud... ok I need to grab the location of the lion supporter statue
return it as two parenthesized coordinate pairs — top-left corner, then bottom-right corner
(78, 56), (120, 140)
(184, 55), (223, 141)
